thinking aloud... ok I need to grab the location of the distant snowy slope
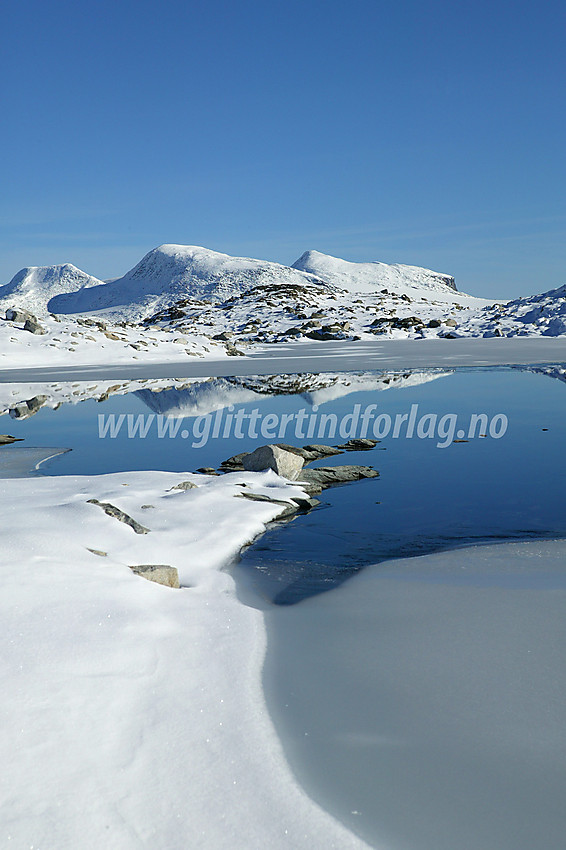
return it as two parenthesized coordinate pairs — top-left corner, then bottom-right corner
(455, 284), (566, 337)
(0, 264), (104, 316)
(292, 250), (458, 296)
(49, 244), (330, 320)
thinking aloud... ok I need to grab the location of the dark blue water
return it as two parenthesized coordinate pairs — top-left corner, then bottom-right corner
(4, 367), (566, 604)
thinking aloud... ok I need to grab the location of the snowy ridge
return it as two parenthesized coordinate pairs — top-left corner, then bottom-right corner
(292, 249), (457, 296)
(0, 264), (104, 317)
(453, 284), (566, 338)
(48, 244), (330, 320)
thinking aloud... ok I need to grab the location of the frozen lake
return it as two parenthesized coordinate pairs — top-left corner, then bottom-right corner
(2, 363), (566, 848)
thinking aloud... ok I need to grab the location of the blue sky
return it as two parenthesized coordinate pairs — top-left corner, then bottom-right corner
(2, 0), (565, 299)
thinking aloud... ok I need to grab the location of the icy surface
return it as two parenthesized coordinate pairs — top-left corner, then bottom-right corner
(264, 539), (566, 849)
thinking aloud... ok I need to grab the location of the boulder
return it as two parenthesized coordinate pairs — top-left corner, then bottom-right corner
(242, 445), (304, 480)
(23, 318), (47, 335)
(298, 465), (379, 487)
(5, 308), (36, 323)
(9, 395), (48, 420)
(129, 564), (180, 588)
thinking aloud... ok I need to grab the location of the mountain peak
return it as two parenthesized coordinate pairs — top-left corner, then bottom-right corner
(292, 250), (456, 294)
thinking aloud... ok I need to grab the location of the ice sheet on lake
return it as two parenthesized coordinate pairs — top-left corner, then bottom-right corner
(264, 538), (566, 850)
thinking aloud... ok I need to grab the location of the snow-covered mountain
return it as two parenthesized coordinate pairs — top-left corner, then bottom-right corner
(3, 245), (467, 322)
(48, 244), (330, 320)
(0, 264), (104, 316)
(452, 284), (566, 338)
(292, 250), (457, 296)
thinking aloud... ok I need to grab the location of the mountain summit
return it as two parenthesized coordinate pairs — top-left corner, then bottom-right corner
(47, 244), (328, 319)
(0, 264), (104, 316)
(292, 250), (456, 295)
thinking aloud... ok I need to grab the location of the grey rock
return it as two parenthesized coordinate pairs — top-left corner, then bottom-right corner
(170, 480), (198, 490)
(219, 452), (248, 471)
(196, 467), (220, 475)
(5, 308), (36, 323)
(9, 395), (48, 420)
(212, 331), (233, 340)
(275, 443), (343, 463)
(23, 318), (47, 335)
(427, 319), (442, 328)
(0, 434), (24, 445)
(298, 465), (379, 487)
(129, 564), (180, 588)
(242, 445), (304, 480)
(86, 548), (107, 557)
(444, 318), (458, 327)
(235, 491), (298, 518)
(336, 438), (378, 451)
(86, 499), (150, 534)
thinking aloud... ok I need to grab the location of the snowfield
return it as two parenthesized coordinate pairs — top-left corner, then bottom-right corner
(0, 467), (373, 850)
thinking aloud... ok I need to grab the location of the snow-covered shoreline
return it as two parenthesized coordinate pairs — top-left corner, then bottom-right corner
(0, 467), (372, 849)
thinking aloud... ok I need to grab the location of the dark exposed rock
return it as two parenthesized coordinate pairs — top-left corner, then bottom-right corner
(298, 465), (379, 487)
(196, 467), (220, 475)
(23, 318), (47, 335)
(335, 438), (378, 451)
(9, 395), (48, 420)
(275, 443), (344, 463)
(86, 499), (150, 534)
(0, 435), (24, 445)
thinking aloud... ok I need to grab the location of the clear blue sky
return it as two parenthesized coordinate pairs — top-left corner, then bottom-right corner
(2, 0), (565, 298)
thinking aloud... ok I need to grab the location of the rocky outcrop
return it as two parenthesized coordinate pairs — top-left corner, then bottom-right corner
(298, 465), (379, 487)
(23, 318), (47, 335)
(5, 308), (37, 323)
(0, 435), (24, 445)
(242, 445), (304, 480)
(9, 395), (48, 420)
(335, 438), (378, 451)
(86, 499), (150, 534)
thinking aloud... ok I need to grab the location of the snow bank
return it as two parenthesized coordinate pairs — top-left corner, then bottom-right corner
(0, 469), (370, 849)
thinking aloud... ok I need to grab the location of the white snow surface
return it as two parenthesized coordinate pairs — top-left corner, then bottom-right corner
(292, 249), (457, 295)
(0, 264), (104, 317)
(0, 468), (371, 850)
(0, 312), (226, 370)
(455, 283), (566, 338)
